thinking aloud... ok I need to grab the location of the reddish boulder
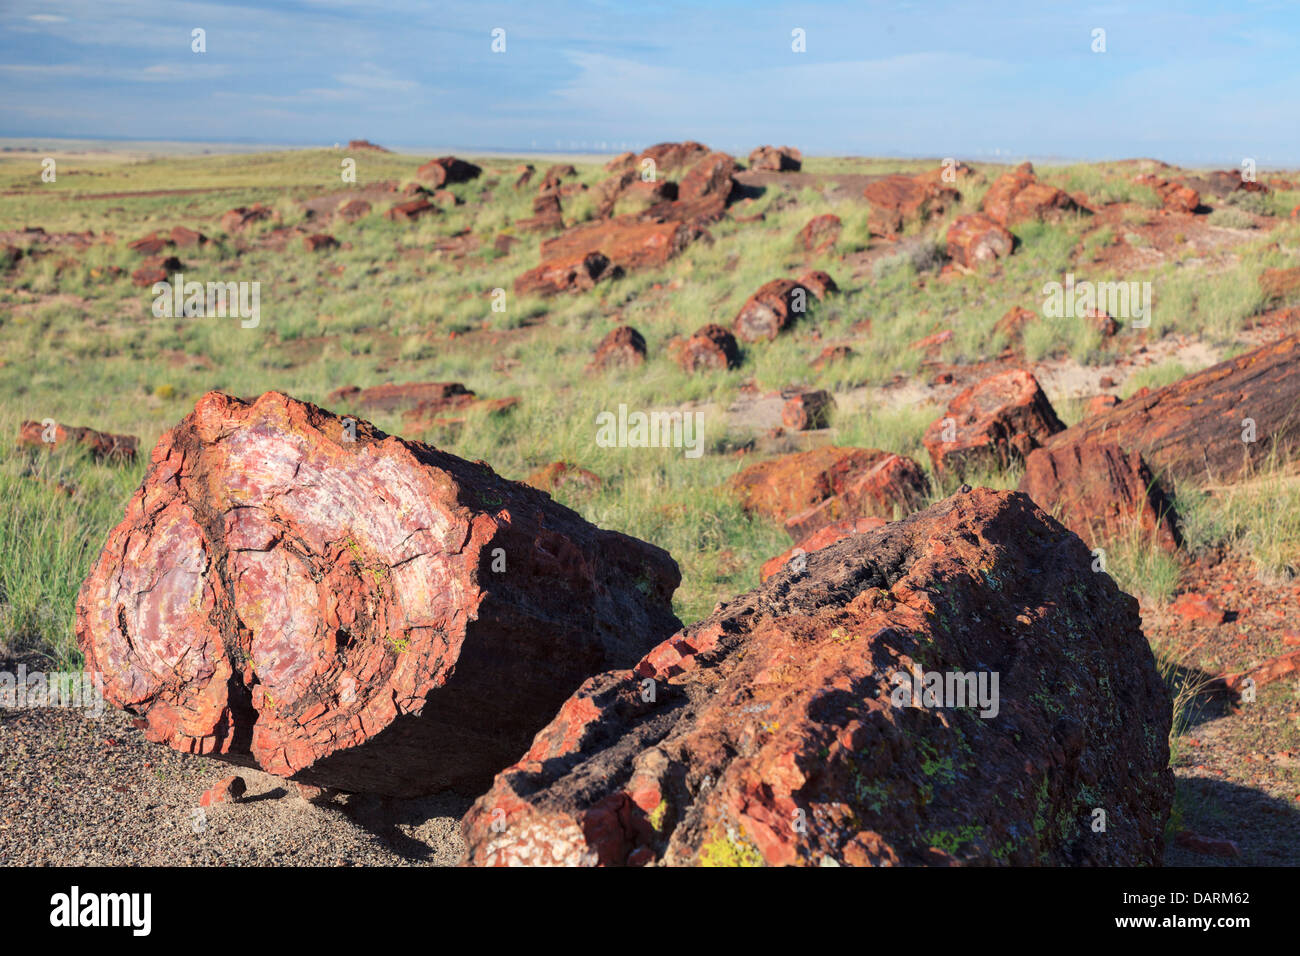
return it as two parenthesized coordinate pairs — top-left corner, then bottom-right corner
(748, 145), (802, 172)
(1134, 174), (1200, 214)
(674, 324), (740, 373)
(303, 233), (338, 252)
(923, 369), (1065, 478)
(220, 204), (276, 232)
(639, 141), (710, 173)
(169, 226), (208, 248)
(385, 198), (439, 222)
(540, 219), (701, 273)
(781, 389), (833, 430)
(1019, 441), (1179, 551)
(981, 169), (1081, 226)
(131, 255), (182, 288)
(199, 775), (246, 807)
(605, 151), (636, 173)
(733, 279), (816, 343)
(1035, 333), (1300, 485)
(460, 489), (1173, 866)
(1169, 593), (1227, 626)
(797, 214), (841, 254)
(326, 381), (476, 414)
(517, 190), (565, 233)
(346, 140), (389, 152)
(415, 156), (482, 187)
(524, 462), (602, 494)
(862, 174), (959, 235)
(728, 446), (928, 539)
(587, 326), (647, 371)
(758, 516), (886, 582)
(993, 306), (1037, 344)
(946, 214), (1014, 268)
(76, 391), (682, 797)
(127, 233), (171, 255)
(18, 420), (139, 463)
(676, 152), (739, 209)
(336, 199), (372, 223)
(812, 344), (853, 370)
(1260, 267), (1300, 305)
(1086, 394), (1121, 416)
(514, 251), (622, 298)
(797, 270), (838, 299)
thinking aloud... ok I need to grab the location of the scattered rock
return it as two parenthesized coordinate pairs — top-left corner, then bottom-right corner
(862, 173), (959, 235)
(415, 156), (482, 187)
(1019, 440), (1179, 551)
(797, 270), (838, 299)
(220, 203), (276, 233)
(1260, 267), (1300, 306)
(673, 324), (741, 373)
(199, 775), (246, 807)
(76, 391), (683, 797)
(781, 389), (834, 430)
(524, 462), (603, 494)
(1086, 394), (1121, 416)
(1035, 332), (1300, 485)
(946, 214), (1014, 268)
(588, 326), (647, 371)
(1169, 592), (1227, 626)
(733, 278), (816, 342)
(327, 381), (475, 413)
(923, 369), (1065, 478)
(993, 306), (1037, 343)
(336, 199), (372, 223)
(748, 145), (802, 172)
(459, 489), (1174, 866)
(728, 445), (928, 540)
(812, 345), (853, 370)
(303, 233), (338, 252)
(981, 168), (1082, 225)
(514, 251), (622, 297)
(1134, 174), (1201, 213)
(169, 226), (208, 248)
(797, 214), (842, 254)
(384, 198), (439, 222)
(17, 420), (139, 463)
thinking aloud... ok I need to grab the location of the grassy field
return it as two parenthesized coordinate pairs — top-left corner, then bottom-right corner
(2, 146), (1298, 673)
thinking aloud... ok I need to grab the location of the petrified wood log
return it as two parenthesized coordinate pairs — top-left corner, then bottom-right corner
(460, 489), (1173, 866)
(1037, 332), (1300, 485)
(76, 391), (681, 797)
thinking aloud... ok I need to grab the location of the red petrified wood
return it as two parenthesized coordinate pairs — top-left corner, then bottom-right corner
(1019, 440), (1180, 551)
(922, 369), (1065, 478)
(18, 420), (139, 463)
(76, 391), (682, 797)
(460, 489), (1173, 866)
(1034, 332), (1300, 484)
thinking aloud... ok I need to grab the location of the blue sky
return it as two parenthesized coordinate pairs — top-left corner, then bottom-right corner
(2, 1), (1299, 164)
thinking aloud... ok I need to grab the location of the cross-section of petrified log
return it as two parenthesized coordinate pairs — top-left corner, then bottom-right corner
(76, 391), (681, 797)
(1036, 332), (1300, 485)
(460, 489), (1173, 866)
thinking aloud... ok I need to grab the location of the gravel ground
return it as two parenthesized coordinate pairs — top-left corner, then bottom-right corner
(0, 659), (469, 866)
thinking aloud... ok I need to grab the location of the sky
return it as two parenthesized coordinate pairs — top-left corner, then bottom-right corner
(2, 0), (1299, 165)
